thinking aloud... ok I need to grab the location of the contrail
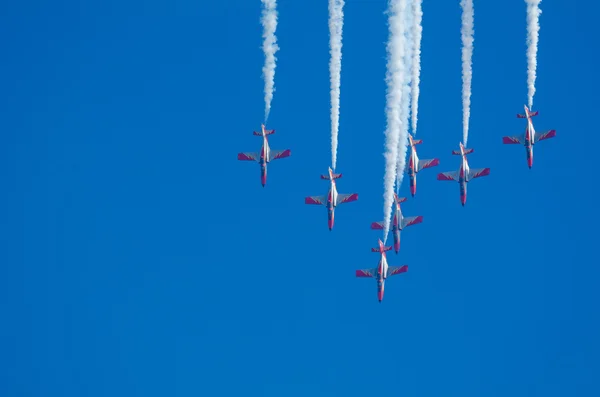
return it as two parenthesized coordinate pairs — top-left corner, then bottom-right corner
(525, 0), (542, 109)
(261, 0), (279, 123)
(396, 5), (414, 192)
(382, 0), (408, 242)
(410, 0), (423, 135)
(329, 0), (345, 170)
(460, 0), (474, 147)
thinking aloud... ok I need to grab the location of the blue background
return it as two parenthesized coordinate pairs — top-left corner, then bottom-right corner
(1, 0), (598, 395)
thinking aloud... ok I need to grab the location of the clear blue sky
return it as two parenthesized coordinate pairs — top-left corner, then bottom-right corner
(1, 0), (599, 396)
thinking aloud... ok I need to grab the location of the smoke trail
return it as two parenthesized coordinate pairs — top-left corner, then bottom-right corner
(396, 6), (414, 191)
(261, 0), (279, 122)
(382, 0), (408, 241)
(410, 0), (423, 135)
(460, 0), (474, 147)
(525, 0), (542, 109)
(329, 0), (345, 170)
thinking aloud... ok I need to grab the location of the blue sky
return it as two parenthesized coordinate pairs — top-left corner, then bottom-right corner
(1, 0), (599, 395)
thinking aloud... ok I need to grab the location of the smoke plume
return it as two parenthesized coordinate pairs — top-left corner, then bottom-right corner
(261, 0), (279, 122)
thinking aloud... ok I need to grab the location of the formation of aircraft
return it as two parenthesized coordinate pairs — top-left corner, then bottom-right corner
(237, 124), (291, 187)
(304, 167), (359, 231)
(502, 105), (557, 168)
(370, 193), (423, 254)
(436, 142), (491, 206)
(355, 239), (408, 302)
(239, 106), (555, 301)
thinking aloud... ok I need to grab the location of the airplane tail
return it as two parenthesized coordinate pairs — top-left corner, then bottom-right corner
(371, 246), (392, 253)
(452, 148), (474, 155)
(517, 109), (539, 118)
(412, 139), (423, 145)
(253, 128), (275, 136)
(321, 173), (342, 180)
(394, 194), (408, 204)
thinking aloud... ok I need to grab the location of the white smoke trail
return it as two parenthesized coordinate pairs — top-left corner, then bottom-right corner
(396, 6), (414, 191)
(261, 0), (279, 122)
(460, 0), (474, 147)
(329, 0), (345, 170)
(410, 0), (423, 135)
(382, 0), (408, 241)
(525, 0), (542, 109)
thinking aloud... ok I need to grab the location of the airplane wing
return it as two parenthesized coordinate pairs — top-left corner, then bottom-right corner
(370, 221), (384, 230)
(356, 268), (377, 278)
(237, 152), (259, 161)
(502, 135), (524, 144)
(305, 195), (327, 205)
(437, 171), (459, 181)
(269, 149), (291, 161)
(417, 158), (440, 172)
(401, 216), (423, 228)
(336, 193), (358, 205)
(534, 129), (556, 143)
(387, 265), (408, 277)
(468, 168), (490, 180)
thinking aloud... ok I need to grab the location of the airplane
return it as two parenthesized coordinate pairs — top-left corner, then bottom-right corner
(237, 124), (291, 187)
(304, 167), (358, 231)
(355, 239), (408, 302)
(370, 193), (423, 254)
(405, 134), (440, 196)
(502, 105), (556, 168)
(437, 142), (490, 206)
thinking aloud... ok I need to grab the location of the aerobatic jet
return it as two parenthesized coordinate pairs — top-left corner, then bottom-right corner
(304, 167), (358, 231)
(355, 239), (408, 302)
(370, 193), (423, 254)
(437, 142), (490, 206)
(405, 134), (440, 197)
(502, 105), (556, 168)
(237, 124), (291, 187)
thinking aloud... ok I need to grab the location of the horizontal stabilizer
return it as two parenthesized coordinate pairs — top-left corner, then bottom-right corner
(321, 173), (342, 180)
(517, 111), (538, 118)
(412, 139), (423, 145)
(253, 128), (275, 136)
(452, 148), (474, 155)
(394, 194), (408, 204)
(371, 246), (392, 253)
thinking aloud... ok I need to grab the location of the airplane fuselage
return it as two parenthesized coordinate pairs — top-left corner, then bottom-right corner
(408, 146), (419, 196)
(458, 155), (469, 206)
(391, 206), (402, 253)
(327, 178), (338, 230)
(524, 115), (535, 168)
(259, 135), (271, 186)
(376, 252), (389, 302)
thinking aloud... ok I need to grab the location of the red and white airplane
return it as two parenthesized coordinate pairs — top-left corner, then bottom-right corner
(237, 124), (291, 187)
(406, 134), (440, 197)
(437, 142), (490, 206)
(356, 239), (408, 302)
(305, 167), (358, 231)
(502, 105), (556, 169)
(370, 193), (423, 254)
